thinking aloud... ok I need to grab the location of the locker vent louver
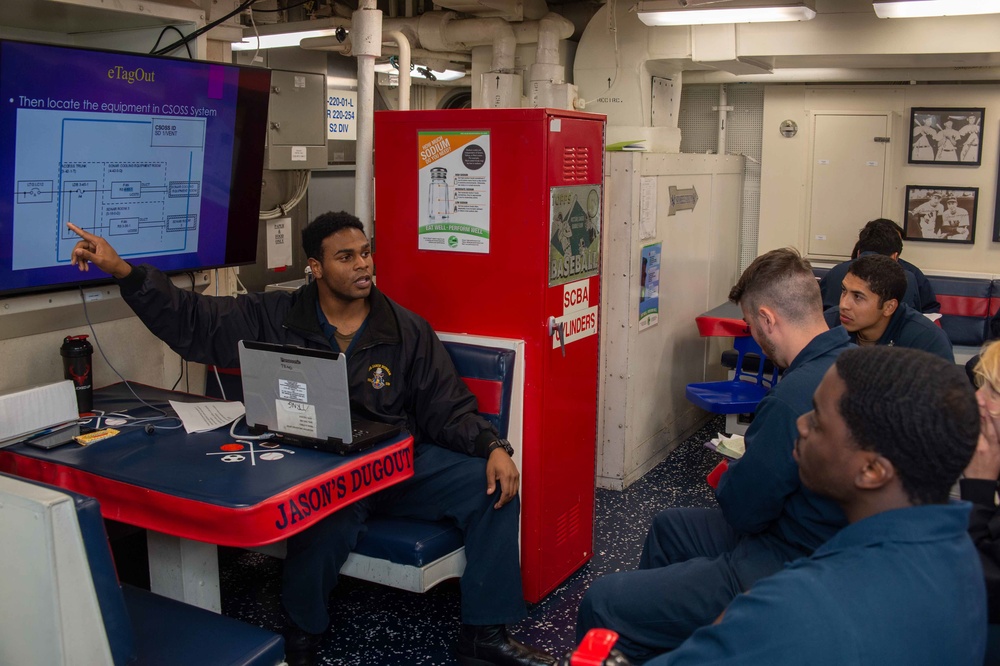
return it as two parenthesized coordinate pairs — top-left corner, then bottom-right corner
(554, 503), (581, 546)
(562, 146), (590, 182)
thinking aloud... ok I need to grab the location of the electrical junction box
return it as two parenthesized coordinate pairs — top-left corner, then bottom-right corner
(265, 69), (328, 170)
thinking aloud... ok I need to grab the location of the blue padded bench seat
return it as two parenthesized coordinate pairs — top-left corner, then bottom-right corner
(353, 517), (465, 567)
(122, 585), (284, 666)
(0, 472), (284, 666)
(252, 338), (521, 593)
(931, 275), (993, 346)
(347, 340), (516, 578)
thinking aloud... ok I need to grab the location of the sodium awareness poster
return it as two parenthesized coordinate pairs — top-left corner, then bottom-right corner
(417, 130), (490, 253)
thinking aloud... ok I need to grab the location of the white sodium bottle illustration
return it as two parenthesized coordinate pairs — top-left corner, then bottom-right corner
(428, 167), (451, 221)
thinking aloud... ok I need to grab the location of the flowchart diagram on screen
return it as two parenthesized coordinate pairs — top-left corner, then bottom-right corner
(11, 108), (207, 271)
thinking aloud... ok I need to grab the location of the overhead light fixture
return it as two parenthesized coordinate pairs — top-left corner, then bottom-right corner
(636, 0), (816, 27)
(230, 18), (349, 51)
(873, 0), (1000, 18)
(231, 29), (343, 50)
(373, 63), (466, 82)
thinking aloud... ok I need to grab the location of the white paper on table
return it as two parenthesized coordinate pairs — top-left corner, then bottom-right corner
(169, 400), (246, 434)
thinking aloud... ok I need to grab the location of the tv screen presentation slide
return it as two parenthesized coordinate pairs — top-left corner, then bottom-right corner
(0, 40), (270, 297)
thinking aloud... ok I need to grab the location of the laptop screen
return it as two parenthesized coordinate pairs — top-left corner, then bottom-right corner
(238, 340), (354, 445)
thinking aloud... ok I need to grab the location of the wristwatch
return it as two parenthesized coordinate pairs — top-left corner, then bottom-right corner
(487, 438), (515, 457)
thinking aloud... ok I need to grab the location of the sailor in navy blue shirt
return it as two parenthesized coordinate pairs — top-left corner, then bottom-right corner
(823, 254), (953, 362)
(879, 217), (940, 313)
(714, 326), (850, 559)
(650, 347), (986, 666)
(820, 221), (924, 312)
(848, 218), (940, 314)
(899, 256), (941, 313)
(577, 249), (852, 663)
(821, 252), (920, 311)
(68, 213), (554, 666)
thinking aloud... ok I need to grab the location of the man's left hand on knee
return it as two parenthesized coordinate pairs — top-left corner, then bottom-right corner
(486, 448), (519, 509)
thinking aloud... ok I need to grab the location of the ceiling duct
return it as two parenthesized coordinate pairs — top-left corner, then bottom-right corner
(574, 2), (683, 152)
(304, 11), (576, 109)
(432, 0), (550, 21)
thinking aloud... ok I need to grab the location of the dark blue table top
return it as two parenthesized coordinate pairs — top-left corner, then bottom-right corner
(0, 383), (414, 546)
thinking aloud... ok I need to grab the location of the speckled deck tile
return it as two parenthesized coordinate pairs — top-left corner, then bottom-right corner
(215, 414), (727, 665)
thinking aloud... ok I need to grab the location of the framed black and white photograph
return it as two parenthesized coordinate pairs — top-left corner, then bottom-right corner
(904, 186), (977, 244)
(995, 158), (1000, 242)
(909, 107), (984, 166)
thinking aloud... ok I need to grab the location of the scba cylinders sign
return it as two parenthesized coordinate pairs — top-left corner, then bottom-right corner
(553, 278), (598, 349)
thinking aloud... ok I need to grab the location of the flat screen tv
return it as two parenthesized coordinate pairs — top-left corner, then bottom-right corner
(0, 39), (271, 297)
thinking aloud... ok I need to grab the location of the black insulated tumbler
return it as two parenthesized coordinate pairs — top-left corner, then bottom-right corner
(61, 334), (94, 413)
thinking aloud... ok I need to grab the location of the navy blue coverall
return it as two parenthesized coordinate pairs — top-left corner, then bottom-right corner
(577, 327), (852, 663)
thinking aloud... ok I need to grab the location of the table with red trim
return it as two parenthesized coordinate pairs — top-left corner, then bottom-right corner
(695, 300), (749, 337)
(0, 382), (414, 613)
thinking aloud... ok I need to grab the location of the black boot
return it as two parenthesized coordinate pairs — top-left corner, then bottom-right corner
(455, 624), (557, 666)
(282, 623), (323, 666)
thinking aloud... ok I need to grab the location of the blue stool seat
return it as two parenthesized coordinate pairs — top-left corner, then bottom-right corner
(686, 335), (778, 415)
(686, 379), (771, 414)
(720, 349), (777, 375)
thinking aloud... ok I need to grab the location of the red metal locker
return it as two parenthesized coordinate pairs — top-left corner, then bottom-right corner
(374, 108), (605, 602)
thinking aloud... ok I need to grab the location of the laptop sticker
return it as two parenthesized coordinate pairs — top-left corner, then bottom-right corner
(276, 399), (318, 439)
(279, 379), (308, 402)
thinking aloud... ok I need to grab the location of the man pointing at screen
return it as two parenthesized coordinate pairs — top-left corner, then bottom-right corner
(67, 215), (554, 666)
